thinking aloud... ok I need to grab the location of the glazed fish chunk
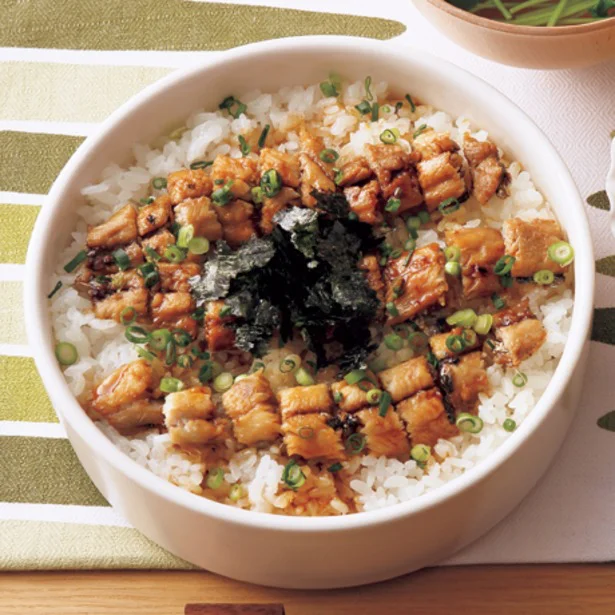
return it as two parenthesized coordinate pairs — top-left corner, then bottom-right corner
(299, 153), (336, 208)
(384, 243), (448, 325)
(278, 383), (333, 419)
(151, 291), (195, 328)
(397, 388), (458, 447)
(174, 197), (223, 241)
(356, 406), (409, 458)
(163, 386), (226, 446)
(379, 356), (435, 403)
(259, 148), (301, 188)
(358, 254), (386, 305)
(136, 195), (172, 237)
(157, 262), (200, 293)
(216, 199), (256, 247)
(429, 327), (481, 361)
(439, 352), (490, 415)
(222, 370), (281, 445)
(205, 300), (235, 351)
(463, 135), (506, 205)
(336, 157), (373, 187)
(141, 229), (175, 258)
(331, 380), (373, 413)
(87, 204), (138, 249)
(282, 413), (344, 460)
(260, 187), (301, 234)
(90, 359), (163, 431)
(344, 180), (382, 225)
(166, 168), (212, 204)
(93, 288), (149, 322)
(413, 131), (459, 160)
(445, 227), (505, 299)
(502, 218), (567, 277)
(416, 152), (466, 211)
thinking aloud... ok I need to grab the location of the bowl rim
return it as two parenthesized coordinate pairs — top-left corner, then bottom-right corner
(25, 35), (595, 534)
(422, 0), (615, 35)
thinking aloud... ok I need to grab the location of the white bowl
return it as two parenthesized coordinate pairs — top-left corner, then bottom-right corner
(25, 36), (594, 589)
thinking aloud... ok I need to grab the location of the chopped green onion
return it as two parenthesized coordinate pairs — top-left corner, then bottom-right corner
(120, 306), (137, 325)
(234, 373), (249, 383)
(251, 186), (264, 204)
(319, 149), (339, 164)
(149, 328), (171, 351)
(355, 100), (372, 115)
(406, 217), (420, 232)
(172, 328), (192, 347)
(333, 391), (343, 403)
(213, 372), (234, 393)
(229, 484), (245, 501)
(512, 371), (528, 388)
(503, 418), (517, 432)
(199, 362), (214, 383)
(219, 305), (232, 318)
(177, 354), (193, 369)
(381, 105), (391, 114)
(298, 426), (314, 440)
(445, 261), (461, 277)
(413, 124), (427, 139)
(384, 333), (404, 351)
(408, 331), (429, 353)
(371, 102), (379, 122)
(405, 94), (416, 112)
(547, 241), (574, 266)
(427, 350), (439, 370)
(446, 308), (477, 329)
(160, 377), (184, 394)
(258, 124), (271, 149)
(138, 262), (159, 288)
(219, 96), (247, 118)
(125, 325), (150, 344)
(418, 210), (431, 225)
(473, 314), (493, 336)
(385, 197), (401, 213)
(344, 369), (367, 385)
(112, 248), (131, 271)
(492, 293), (506, 310)
(408, 227), (419, 240)
(328, 462), (343, 473)
(140, 196), (155, 205)
(445, 334), (466, 354)
(500, 274), (513, 289)
(392, 280), (405, 298)
(386, 302), (399, 317)
(55, 342), (78, 366)
(260, 169), (282, 198)
(279, 354), (301, 373)
(390, 248), (402, 260)
(395, 101), (403, 113)
(176, 224), (194, 249)
(63, 250), (87, 273)
(192, 307), (205, 323)
(320, 81), (338, 97)
(333, 168), (343, 185)
(462, 329), (478, 347)
(211, 180), (234, 206)
(494, 254), (516, 276)
(152, 177), (167, 190)
(188, 237), (210, 255)
(411, 443), (431, 463)
(438, 198), (461, 215)
(282, 460), (306, 490)
(136, 346), (156, 362)
(189, 160), (212, 170)
(47, 280), (62, 299)
(295, 367), (314, 386)
(380, 129), (398, 145)
(238, 135), (251, 157)
(348, 212), (358, 221)
(165, 340), (176, 366)
(404, 238), (416, 254)
(364, 76), (374, 101)
(533, 269), (555, 285)
(251, 361), (265, 373)
(444, 246), (461, 262)
(345, 433), (366, 455)
(206, 467), (225, 490)
(456, 413), (484, 434)
(144, 246), (161, 262)
(378, 391), (392, 417)
(164, 245), (186, 263)
(366, 388), (382, 405)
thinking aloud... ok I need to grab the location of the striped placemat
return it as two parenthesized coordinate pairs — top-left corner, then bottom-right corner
(1, 0), (613, 571)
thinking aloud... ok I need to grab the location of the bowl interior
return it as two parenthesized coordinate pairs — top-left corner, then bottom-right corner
(26, 37), (595, 531)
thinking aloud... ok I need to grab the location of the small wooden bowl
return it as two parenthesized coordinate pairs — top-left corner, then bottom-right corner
(414, 0), (615, 69)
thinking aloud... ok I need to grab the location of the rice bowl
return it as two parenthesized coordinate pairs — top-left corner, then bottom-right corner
(25, 38), (596, 578)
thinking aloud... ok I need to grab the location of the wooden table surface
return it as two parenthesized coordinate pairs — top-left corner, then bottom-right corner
(1, 565), (614, 614)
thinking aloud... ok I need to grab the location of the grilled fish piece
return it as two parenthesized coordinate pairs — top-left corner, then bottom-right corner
(260, 187), (301, 234)
(151, 291), (195, 328)
(413, 131), (459, 160)
(429, 327), (481, 361)
(87, 204), (138, 249)
(358, 254), (385, 305)
(93, 288), (149, 322)
(278, 383), (333, 419)
(463, 135), (506, 205)
(282, 413), (344, 461)
(364, 143), (410, 186)
(157, 262), (200, 293)
(212, 155), (258, 200)
(336, 157), (373, 187)
(137, 195), (172, 237)
(174, 197), (223, 241)
(384, 243), (448, 325)
(141, 229), (176, 259)
(379, 356), (435, 403)
(397, 388), (458, 447)
(259, 148), (301, 188)
(331, 380), (374, 414)
(216, 199), (256, 247)
(381, 169), (423, 213)
(502, 218), (567, 277)
(417, 152), (466, 211)
(492, 297), (534, 328)
(494, 319), (546, 367)
(222, 370), (281, 445)
(86, 241), (144, 274)
(205, 300), (235, 351)
(167, 168), (212, 204)
(439, 352), (489, 415)
(90, 359), (163, 431)
(299, 153), (336, 208)
(445, 227), (505, 299)
(356, 406), (409, 458)
(344, 180), (382, 225)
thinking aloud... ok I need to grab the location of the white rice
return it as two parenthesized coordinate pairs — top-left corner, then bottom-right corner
(50, 79), (573, 515)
